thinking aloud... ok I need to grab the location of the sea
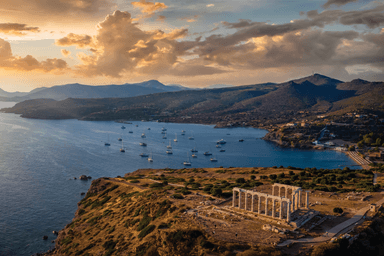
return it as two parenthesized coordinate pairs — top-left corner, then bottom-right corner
(0, 102), (359, 255)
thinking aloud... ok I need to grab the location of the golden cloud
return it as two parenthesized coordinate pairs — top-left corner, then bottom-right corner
(56, 33), (94, 48)
(0, 23), (39, 36)
(131, 0), (168, 14)
(0, 38), (68, 73)
(61, 49), (71, 57)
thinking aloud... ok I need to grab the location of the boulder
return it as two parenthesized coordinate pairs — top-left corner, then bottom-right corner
(79, 175), (88, 180)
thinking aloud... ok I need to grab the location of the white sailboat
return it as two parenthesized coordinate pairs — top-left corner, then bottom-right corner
(120, 140), (125, 152)
(192, 153), (197, 158)
(166, 149), (173, 154)
(188, 133), (194, 140)
(141, 132), (146, 138)
(162, 131), (167, 139)
(140, 153), (149, 157)
(183, 153), (191, 166)
(210, 153), (217, 162)
(104, 134), (110, 146)
(148, 152), (153, 162)
(174, 133), (178, 142)
(167, 140), (172, 149)
(181, 130), (185, 135)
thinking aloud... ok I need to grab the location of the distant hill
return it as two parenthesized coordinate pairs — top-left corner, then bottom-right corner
(0, 80), (189, 102)
(0, 88), (29, 98)
(2, 74), (383, 123)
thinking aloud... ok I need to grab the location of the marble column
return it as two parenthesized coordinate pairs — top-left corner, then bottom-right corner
(272, 185), (274, 196)
(239, 192), (242, 209)
(258, 197), (261, 213)
(245, 193), (248, 211)
(278, 187), (281, 197)
(251, 195), (254, 212)
(279, 202), (283, 219)
(272, 200), (275, 218)
(297, 191), (301, 209)
(232, 190), (236, 207)
(287, 201), (291, 222)
(306, 191), (309, 209)
(291, 194), (295, 212)
(265, 198), (269, 216)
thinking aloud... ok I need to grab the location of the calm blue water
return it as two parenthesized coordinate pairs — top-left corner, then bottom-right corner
(0, 102), (358, 255)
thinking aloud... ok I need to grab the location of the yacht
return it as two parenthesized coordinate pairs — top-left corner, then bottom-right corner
(162, 132), (167, 139)
(141, 133), (146, 138)
(140, 153), (149, 157)
(203, 151), (212, 156)
(192, 153), (197, 158)
(161, 127), (167, 131)
(147, 128), (151, 130)
(118, 137), (122, 141)
(129, 131), (133, 133)
(183, 153), (191, 166)
(167, 140), (172, 149)
(148, 152), (153, 162)
(174, 133), (177, 142)
(120, 141), (125, 152)
(220, 149), (225, 152)
(210, 157), (218, 162)
(191, 147), (198, 152)
(216, 145), (221, 148)
(239, 139), (244, 142)
(104, 135), (110, 146)
(181, 130), (185, 135)
(135, 124), (138, 127)
(166, 149), (173, 154)
(216, 139), (226, 144)
(121, 125), (126, 129)
(139, 142), (147, 146)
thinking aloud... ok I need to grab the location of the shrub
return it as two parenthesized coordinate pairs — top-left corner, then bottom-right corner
(333, 207), (343, 214)
(130, 179), (139, 183)
(138, 225), (156, 239)
(250, 175), (256, 180)
(149, 183), (163, 188)
(173, 194), (184, 199)
(137, 212), (152, 231)
(236, 178), (246, 183)
(210, 188), (222, 197)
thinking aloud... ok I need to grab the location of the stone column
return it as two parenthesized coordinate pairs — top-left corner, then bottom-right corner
(279, 202), (283, 219)
(265, 198), (269, 216)
(251, 195), (254, 212)
(245, 193), (248, 211)
(278, 186), (281, 197)
(258, 196), (261, 214)
(287, 201), (291, 222)
(291, 194), (295, 212)
(232, 190), (236, 207)
(272, 185), (274, 196)
(297, 190), (301, 209)
(272, 200), (275, 218)
(306, 191), (309, 209)
(239, 192), (242, 209)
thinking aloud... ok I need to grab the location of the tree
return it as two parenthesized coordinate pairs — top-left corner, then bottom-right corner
(236, 178), (246, 183)
(376, 138), (382, 146)
(210, 188), (222, 197)
(250, 175), (256, 180)
(348, 146), (355, 151)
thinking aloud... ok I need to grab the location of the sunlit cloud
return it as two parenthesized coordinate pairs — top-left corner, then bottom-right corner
(0, 23), (39, 36)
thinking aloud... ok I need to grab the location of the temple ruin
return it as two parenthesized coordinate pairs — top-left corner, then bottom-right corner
(232, 183), (310, 223)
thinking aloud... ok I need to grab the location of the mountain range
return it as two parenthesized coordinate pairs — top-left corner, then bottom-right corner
(2, 74), (383, 122)
(0, 80), (189, 102)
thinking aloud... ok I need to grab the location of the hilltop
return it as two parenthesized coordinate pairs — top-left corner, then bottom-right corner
(0, 80), (189, 102)
(2, 74), (383, 124)
(46, 166), (384, 256)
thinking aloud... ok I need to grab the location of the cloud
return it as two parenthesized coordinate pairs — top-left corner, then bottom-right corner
(55, 33), (94, 48)
(131, 0), (168, 14)
(181, 15), (199, 23)
(323, 0), (358, 9)
(206, 4), (214, 7)
(0, 38), (68, 72)
(61, 49), (71, 57)
(0, 23), (39, 36)
(157, 15), (166, 22)
(57, 10), (194, 78)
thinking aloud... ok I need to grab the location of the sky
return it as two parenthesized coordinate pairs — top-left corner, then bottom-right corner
(0, 0), (383, 91)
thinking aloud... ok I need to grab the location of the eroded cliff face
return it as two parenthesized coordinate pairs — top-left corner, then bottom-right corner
(47, 177), (263, 256)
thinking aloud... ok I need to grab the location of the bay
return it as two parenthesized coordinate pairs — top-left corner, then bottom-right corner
(0, 103), (358, 255)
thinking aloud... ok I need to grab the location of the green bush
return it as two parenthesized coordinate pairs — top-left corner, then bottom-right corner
(173, 194), (184, 199)
(130, 179), (140, 183)
(210, 188), (222, 197)
(138, 225), (156, 239)
(333, 207), (343, 214)
(149, 182), (163, 188)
